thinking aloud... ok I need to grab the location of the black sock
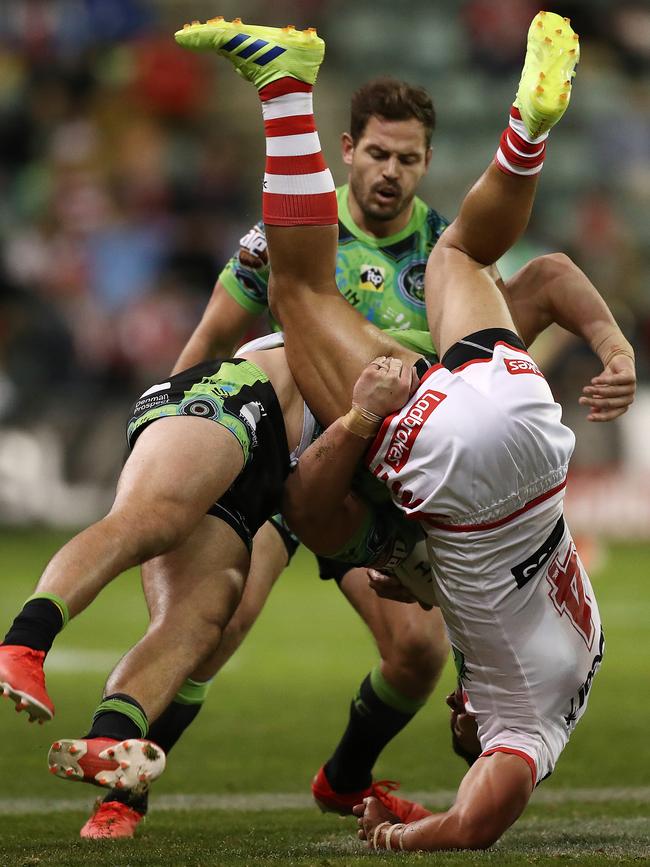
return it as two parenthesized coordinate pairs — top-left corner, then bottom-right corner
(147, 699), (203, 753)
(2, 598), (66, 653)
(85, 693), (148, 742)
(324, 671), (422, 793)
(102, 699), (204, 815)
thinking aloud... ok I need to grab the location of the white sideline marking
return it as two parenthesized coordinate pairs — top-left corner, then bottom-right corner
(46, 649), (120, 673)
(1, 787), (649, 816)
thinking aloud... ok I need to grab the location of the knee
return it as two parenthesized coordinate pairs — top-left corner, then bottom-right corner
(526, 251), (578, 284)
(106, 503), (190, 563)
(387, 616), (449, 691)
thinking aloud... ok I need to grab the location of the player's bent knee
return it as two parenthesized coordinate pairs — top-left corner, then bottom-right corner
(389, 618), (449, 686)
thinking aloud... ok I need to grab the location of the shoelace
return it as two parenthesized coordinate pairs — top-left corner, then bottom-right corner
(370, 779), (401, 797)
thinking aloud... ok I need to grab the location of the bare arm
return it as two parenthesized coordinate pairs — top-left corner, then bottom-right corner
(500, 253), (636, 421)
(172, 278), (259, 374)
(282, 419), (370, 555)
(354, 751), (533, 851)
(282, 357), (414, 555)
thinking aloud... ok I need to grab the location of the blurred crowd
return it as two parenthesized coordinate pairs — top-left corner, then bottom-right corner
(0, 0), (648, 524)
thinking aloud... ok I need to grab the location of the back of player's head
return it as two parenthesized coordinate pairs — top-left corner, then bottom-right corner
(349, 78), (436, 147)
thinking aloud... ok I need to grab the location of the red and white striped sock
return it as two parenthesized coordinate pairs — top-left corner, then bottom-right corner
(495, 106), (548, 177)
(259, 77), (337, 226)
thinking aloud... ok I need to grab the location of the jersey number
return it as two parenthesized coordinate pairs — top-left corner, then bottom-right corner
(546, 545), (595, 650)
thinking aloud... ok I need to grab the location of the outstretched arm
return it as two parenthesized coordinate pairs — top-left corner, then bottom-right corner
(500, 253), (636, 421)
(354, 750), (533, 851)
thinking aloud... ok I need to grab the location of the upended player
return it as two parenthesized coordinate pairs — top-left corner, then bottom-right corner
(102, 35), (640, 838)
(174, 11), (636, 851)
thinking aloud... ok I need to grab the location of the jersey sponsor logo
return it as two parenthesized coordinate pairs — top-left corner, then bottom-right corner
(504, 357), (544, 378)
(511, 515), (565, 588)
(546, 544), (596, 650)
(360, 264), (386, 293)
(397, 260), (427, 309)
(384, 390), (447, 473)
(239, 225), (268, 263)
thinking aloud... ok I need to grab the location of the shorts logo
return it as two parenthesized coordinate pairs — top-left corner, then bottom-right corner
(546, 544), (595, 650)
(385, 390), (446, 473)
(180, 397), (220, 419)
(397, 261), (427, 309)
(504, 357), (544, 378)
(360, 264), (385, 292)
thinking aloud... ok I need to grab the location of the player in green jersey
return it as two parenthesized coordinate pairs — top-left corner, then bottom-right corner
(75, 72), (633, 836)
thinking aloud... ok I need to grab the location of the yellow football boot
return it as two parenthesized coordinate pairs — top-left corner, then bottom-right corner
(515, 11), (580, 138)
(174, 18), (324, 90)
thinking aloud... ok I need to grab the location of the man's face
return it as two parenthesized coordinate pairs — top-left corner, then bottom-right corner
(342, 115), (432, 224)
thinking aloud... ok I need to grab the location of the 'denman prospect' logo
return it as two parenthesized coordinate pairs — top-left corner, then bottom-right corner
(385, 389), (446, 473)
(397, 260), (427, 309)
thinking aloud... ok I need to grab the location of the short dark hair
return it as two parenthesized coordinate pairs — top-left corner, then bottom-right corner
(349, 77), (436, 147)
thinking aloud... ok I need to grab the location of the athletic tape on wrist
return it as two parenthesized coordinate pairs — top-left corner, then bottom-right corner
(372, 821), (392, 850)
(385, 823), (406, 851)
(341, 404), (383, 439)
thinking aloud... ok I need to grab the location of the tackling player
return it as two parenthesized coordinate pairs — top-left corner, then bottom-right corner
(86, 61), (635, 837)
(172, 10), (635, 850)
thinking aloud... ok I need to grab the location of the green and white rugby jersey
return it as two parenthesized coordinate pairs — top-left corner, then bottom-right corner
(218, 184), (449, 334)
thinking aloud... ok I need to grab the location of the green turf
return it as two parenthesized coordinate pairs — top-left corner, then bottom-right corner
(0, 531), (649, 864)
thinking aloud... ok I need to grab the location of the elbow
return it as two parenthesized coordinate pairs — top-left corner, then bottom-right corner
(453, 812), (502, 850)
(529, 251), (578, 284)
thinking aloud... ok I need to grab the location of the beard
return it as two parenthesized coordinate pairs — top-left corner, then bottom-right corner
(350, 175), (411, 223)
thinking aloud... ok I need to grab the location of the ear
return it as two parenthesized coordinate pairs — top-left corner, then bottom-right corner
(341, 132), (354, 166)
(424, 146), (433, 171)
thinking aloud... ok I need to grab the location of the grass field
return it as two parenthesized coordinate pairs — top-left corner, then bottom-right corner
(1, 530), (649, 865)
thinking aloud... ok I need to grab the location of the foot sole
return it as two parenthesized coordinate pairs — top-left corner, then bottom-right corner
(0, 680), (52, 723)
(48, 739), (165, 793)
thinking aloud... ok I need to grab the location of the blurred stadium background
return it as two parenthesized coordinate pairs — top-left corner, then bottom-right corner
(0, 0), (648, 535)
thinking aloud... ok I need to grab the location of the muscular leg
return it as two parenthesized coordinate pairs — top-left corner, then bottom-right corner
(102, 516), (249, 722)
(35, 418), (243, 619)
(88, 519), (289, 822)
(190, 520), (290, 680)
(322, 568), (448, 793)
(267, 231), (419, 427)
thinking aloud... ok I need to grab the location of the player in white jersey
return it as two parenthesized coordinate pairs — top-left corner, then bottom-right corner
(365, 337), (604, 787)
(166, 10), (635, 850)
(200, 11), (633, 852)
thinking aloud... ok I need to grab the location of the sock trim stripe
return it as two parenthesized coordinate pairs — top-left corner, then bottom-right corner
(262, 94), (314, 122)
(93, 698), (148, 738)
(264, 114), (316, 137)
(263, 169), (335, 196)
(266, 151), (327, 176)
(26, 593), (69, 628)
(495, 150), (544, 176)
(174, 677), (213, 706)
(266, 131), (321, 157)
(262, 192), (338, 226)
(505, 133), (545, 159)
(369, 666), (427, 715)
(259, 78), (313, 100)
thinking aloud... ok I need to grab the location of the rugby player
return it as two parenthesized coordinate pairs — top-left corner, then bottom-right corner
(172, 10), (635, 850)
(85, 52), (634, 837)
(0, 12), (633, 843)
